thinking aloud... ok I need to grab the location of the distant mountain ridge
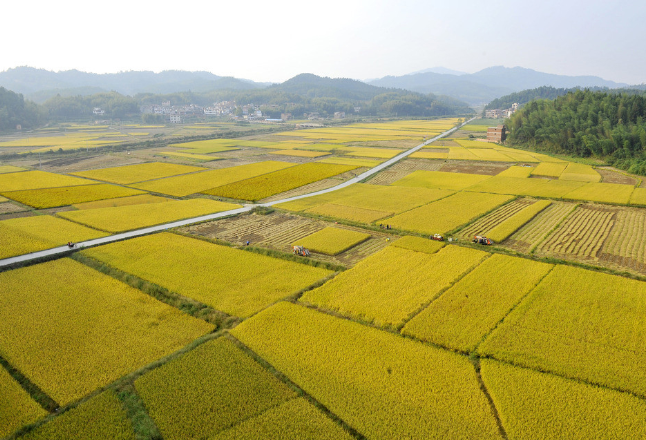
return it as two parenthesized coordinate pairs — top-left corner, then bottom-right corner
(368, 66), (628, 105)
(0, 67), (266, 102)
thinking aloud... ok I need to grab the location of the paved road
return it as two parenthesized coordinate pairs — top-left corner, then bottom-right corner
(0, 118), (475, 268)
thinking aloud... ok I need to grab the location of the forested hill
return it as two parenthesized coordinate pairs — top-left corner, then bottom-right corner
(484, 86), (575, 111)
(0, 87), (42, 130)
(506, 89), (646, 174)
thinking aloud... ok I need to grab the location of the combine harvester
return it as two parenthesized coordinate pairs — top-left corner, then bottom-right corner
(472, 235), (493, 245)
(292, 245), (310, 257)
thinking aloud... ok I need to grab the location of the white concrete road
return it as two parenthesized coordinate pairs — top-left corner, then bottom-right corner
(0, 118), (475, 269)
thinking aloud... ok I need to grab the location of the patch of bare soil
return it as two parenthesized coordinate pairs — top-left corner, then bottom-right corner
(440, 161), (508, 176)
(41, 153), (145, 173)
(0, 210), (35, 220)
(0, 202), (29, 215)
(596, 168), (638, 186)
(428, 139), (460, 147)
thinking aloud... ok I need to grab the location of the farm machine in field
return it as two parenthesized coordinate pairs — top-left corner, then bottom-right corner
(430, 234), (444, 241)
(472, 235), (493, 245)
(293, 245), (310, 257)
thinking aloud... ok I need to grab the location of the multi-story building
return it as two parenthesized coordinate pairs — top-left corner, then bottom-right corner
(487, 125), (506, 143)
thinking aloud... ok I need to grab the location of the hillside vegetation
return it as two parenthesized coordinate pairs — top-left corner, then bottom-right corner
(506, 89), (646, 174)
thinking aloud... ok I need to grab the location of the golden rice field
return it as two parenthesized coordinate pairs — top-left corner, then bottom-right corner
(0, 215), (108, 259)
(481, 360), (646, 440)
(202, 163), (356, 201)
(231, 302), (503, 440)
(130, 161), (294, 197)
(391, 170), (491, 191)
(0, 170), (95, 192)
(1, 183), (145, 208)
(0, 258), (214, 405)
(454, 139), (496, 148)
(340, 147), (405, 159)
(0, 134), (122, 153)
(293, 227), (370, 255)
(278, 183), (453, 218)
(559, 162), (601, 182)
(59, 198), (240, 232)
(467, 148), (515, 162)
(390, 236), (445, 254)
(402, 254), (553, 352)
(211, 397), (354, 440)
(270, 149), (330, 158)
(305, 203), (392, 223)
(72, 193), (173, 210)
(158, 151), (222, 161)
(70, 162), (206, 185)
(135, 338), (295, 440)
(561, 182), (635, 204)
(0, 367), (47, 438)
(478, 265), (646, 397)
(409, 151), (448, 159)
(84, 232), (333, 317)
(0, 165), (26, 174)
(535, 204), (615, 260)
(301, 245), (488, 327)
(460, 124), (489, 132)
(447, 147), (479, 160)
(19, 391), (135, 440)
(170, 138), (240, 147)
(386, 191), (515, 235)
(495, 148), (543, 162)
(630, 187), (646, 205)
(531, 162), (567, 178)
(294, 143), (344, 152)
(496, 165), (534, 178)
(465, 175), (587, 199)
(486, 200), (552, 242)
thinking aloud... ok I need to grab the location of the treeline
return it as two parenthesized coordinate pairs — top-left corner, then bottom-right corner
(484, 86), (574, 111)
(0, 78), (474, 131)
(506, 89), (646, 174)
(43, 92), (139, 119)
(0, 87), (43, 130)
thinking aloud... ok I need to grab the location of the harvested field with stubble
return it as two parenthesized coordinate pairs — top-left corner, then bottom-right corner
(366, 159), (444, 185)
(534, 204), (616, 261)
(458, 198), (534, 238)
(178, 211), (392, 267)
(504, 202), (577, 253)
(598, 206), (646, 274)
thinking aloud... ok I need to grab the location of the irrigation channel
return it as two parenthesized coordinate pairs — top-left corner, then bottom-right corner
(0, 118), (476, 268)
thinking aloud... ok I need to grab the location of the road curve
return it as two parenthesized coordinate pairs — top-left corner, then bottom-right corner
(0, 117), (475, 268)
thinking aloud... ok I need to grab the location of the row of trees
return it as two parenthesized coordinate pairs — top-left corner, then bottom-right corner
(0, 87), (42, 130)
(506, 90), (646, 174)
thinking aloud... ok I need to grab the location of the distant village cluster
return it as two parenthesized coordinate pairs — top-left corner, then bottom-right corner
(484, 102), (519, 119)
(103, 101), (357, 124)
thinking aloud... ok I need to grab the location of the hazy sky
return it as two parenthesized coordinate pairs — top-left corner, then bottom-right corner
(3, 0), (645, 84)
